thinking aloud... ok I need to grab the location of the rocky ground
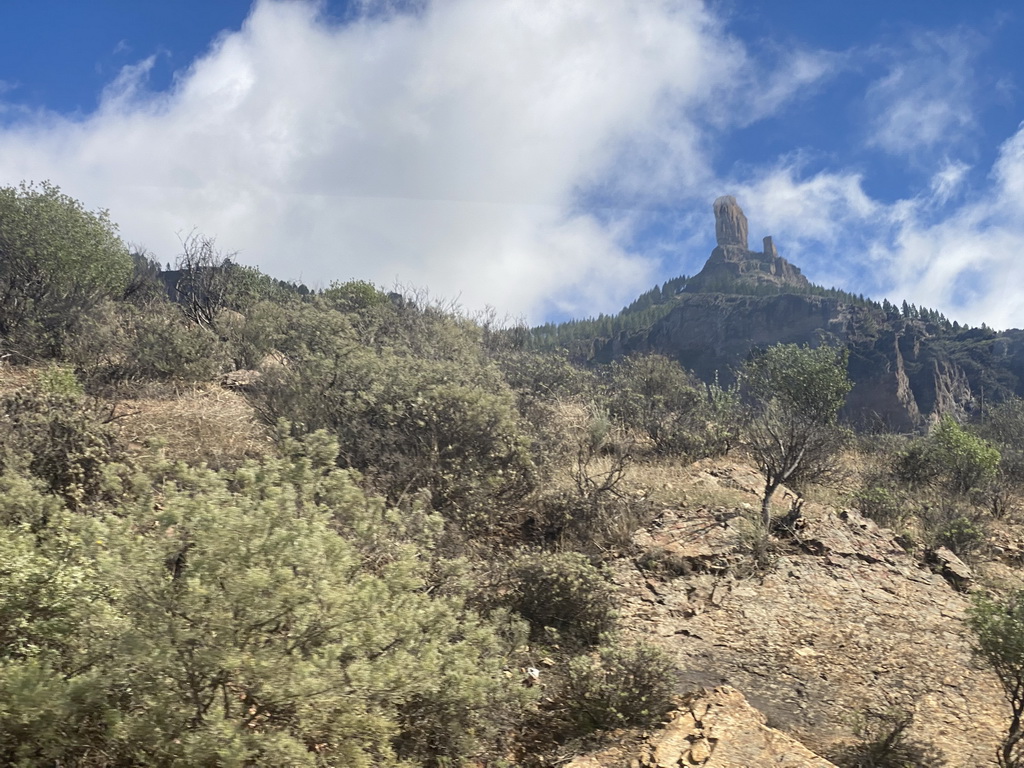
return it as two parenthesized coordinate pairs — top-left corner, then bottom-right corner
(568, 459), (1010, 766)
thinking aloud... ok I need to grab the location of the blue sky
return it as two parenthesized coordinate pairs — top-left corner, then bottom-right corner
(2, 1), (1024, 328)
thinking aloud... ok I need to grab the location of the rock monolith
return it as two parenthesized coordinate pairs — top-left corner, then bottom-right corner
(714, 195), (748, 249)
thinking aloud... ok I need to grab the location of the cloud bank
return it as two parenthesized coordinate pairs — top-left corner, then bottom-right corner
(0, 0), (746, 320)
(2, 1), (1024, 328)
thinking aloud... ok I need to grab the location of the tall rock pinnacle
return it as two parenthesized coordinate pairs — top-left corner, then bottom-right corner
(685, 195), (811, 294)
(713, 195), (748, 249)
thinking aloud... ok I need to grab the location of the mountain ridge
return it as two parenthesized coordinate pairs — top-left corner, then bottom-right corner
(535, 197), (1024, 430)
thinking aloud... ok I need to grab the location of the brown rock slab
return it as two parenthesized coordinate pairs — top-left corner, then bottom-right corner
(569, 687), (836, 768)
(616, 459), (1006, 765)
(714, 196), (749, 248)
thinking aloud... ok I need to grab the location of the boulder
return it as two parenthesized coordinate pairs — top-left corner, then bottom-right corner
(566, 686), (836, 768)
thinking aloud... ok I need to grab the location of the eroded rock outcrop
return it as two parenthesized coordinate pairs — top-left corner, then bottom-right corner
(714, 196), (748, 248)
(687, 197), (811, 294)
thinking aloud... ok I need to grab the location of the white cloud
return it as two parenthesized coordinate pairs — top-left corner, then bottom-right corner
(742, 49), (845, 127)
(875, 122), (1024, 329)
(8, 0), (1021, 333)
(864, 30), (982, 158)
(928, 160), (971, 205)
(0, 0), (753, 321)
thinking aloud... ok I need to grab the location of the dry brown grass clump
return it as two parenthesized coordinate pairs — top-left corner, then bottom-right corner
(113, 384), (273, 468)
(0, 362), (42, 395)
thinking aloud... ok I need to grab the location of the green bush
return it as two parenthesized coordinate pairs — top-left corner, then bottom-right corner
(918, 503), (988, 559)
(252, 302), (535, 525)
(967, 591), (1024, 768)
(828, 707), (944, 768)
(508, 552), (616, 646)
(851, 486), (911, 530)
(68, 301), (228, 385)
(896, 418), (1000, 495)
(0, 181), (131, 359)
(606, 354), (737, 458)
(0, 387), (125, 510)
(562, 641), (678, 732)
(0, 434), (527, 767)
(122, 303), (228, 381)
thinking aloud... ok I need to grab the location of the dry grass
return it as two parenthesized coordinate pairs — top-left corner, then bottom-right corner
(112, 384), (273, 468)
(0, 362), (44, 395)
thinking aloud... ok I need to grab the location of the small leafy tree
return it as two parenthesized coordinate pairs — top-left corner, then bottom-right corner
(742, 344), (852, 527)
(967, 591), (1024, 768)
(0, 181), (131, 357)
(899, 417), (1001, 495)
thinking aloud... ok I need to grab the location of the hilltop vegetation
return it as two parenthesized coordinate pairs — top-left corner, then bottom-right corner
(4, 183), (1024, 765)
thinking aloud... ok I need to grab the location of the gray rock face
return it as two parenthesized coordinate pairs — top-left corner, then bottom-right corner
(714, 196), (749, 248)
(763, 236), (778, 259)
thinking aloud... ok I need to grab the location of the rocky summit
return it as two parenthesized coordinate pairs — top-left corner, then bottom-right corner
(684, 196), (811, 294)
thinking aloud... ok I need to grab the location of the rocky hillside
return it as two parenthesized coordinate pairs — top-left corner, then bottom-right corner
(563, 458), (1013, 766)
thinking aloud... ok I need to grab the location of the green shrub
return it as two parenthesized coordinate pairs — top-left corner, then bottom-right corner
(828, 707), (944, 768)
(851, 486), (911, 530)
(967, 591), (1024, 768)
(896, 418), (1000, 495)
(34, 364), (84, 399)
(68, 302), (228, 385)
(123, 303), (228, 381)
(931, 510), (987, 559)
(0, 434), (527, 767)
(252, 304), (535, 525)
(562, 641), (678, 732)
(0, 181), (131, 359)
(606, 354), (737, 458)
(0, 388), (125, 510)
(508, 552), (616, 646)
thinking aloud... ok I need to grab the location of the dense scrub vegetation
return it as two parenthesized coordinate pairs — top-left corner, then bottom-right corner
(527, 272), (960, 351)
(0, 184), (709, 766)
(4, 182), (1024, 765)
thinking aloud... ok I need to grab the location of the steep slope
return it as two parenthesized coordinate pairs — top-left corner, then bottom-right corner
(606, 459), (1006, 765)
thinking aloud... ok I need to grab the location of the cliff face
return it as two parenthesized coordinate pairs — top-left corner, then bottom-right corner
(584, 197), (1024, 429)
(589, 292), (963, 429)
